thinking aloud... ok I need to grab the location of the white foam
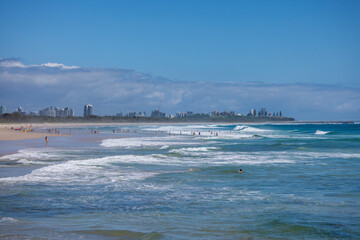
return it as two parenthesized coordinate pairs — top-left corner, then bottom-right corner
(0, 155), (164, 185)
(233, 125), (270, 133)
(292, 151), (360, 159)
(100, 136), (197, 148)
(142, 124), (220, 132)
(315, 130), (330, 135)
(233, 125), (246, 131)
(170, 147), (219, 156)
(207, 152), (295, 165)
(0, 148), (66, 165)
(0, 217), (18, 223)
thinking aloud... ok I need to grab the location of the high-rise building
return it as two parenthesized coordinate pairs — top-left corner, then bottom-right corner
(151, 110), (166, 118)
(39, 106), (57, 117)
(0, 105), (6, 115)
(258, 108), (267, 117)
(249, 109), (256, 117)
(16, 106), (26, 115)
(64, 107), (74, 117)
(39, 106), (74, 117)
(84, 104), (93, 116)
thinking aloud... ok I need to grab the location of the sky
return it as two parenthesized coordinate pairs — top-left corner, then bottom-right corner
(0, 0), (359, 120)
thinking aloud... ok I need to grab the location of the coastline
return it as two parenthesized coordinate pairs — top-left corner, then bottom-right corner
(0, 120), (356, 156)
(0, 124), (67, 141)
(1, 120), (356, 141)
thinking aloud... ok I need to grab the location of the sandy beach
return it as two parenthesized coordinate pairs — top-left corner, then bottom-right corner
(0, 122), (201, 141)
(0, 121), (302, 141)
(0, 124), (68, 141)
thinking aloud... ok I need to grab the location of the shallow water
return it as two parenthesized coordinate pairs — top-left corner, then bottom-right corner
(0, 123), (359, 239)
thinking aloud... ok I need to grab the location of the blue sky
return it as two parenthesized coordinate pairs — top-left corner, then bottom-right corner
(0, 0), (359, 120)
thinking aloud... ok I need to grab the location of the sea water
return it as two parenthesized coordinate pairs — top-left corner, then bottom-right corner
(0, 123), (359, 239)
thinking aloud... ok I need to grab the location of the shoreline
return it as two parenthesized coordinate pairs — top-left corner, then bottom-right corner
(1, 120), (356, 141)
(0, 125), (67, 141)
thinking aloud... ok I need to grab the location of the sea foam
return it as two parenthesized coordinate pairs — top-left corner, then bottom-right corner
(315, 130), (330, 135)
(100, 136), (197, 148)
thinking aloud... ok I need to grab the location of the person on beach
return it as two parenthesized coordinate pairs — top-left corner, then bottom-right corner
(237, 169), (243, 173)
(45, 136), (48, 144)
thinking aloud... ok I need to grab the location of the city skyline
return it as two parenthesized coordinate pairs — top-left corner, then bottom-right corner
(0, 103), (286, 119)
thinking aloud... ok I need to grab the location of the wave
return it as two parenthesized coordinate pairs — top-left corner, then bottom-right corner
(233, 125), (246, 131)
(315, 130), (330, 135)
(100, 136), (197, 148)
(142, 124), (220, 132)
(233, 125), (270, 133)
(169, 147), (219, 156)
(0, 148), (67, 165)
(0, 217), (18, 223)
(0, 155), (165, 186)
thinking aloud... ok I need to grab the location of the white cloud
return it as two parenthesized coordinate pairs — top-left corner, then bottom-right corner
(0, 58), (359, 120)
(0, 58), (79, 69)
(40, 62), (79, 69)
(146, 92), (165, 99)
(0, 58), (26, 68)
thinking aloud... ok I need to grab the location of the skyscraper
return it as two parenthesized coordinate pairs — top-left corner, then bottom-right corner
(84, 104), (93, 116)
(16, 106), (25, 115)
(64, 107), (74, 117)
(0, 105), (6, 115)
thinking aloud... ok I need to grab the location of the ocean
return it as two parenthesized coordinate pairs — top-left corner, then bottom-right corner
(0, 123), (359, 239)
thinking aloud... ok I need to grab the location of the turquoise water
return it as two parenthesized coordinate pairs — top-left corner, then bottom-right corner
(0, 123), (360, 239)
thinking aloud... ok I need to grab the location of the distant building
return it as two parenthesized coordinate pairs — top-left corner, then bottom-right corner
(258, 108), (267, 117)
(39, 106), (57, 117)
(221, 111), (234, 117)
(127, 112), (145, 117)
(0, 105), (6, 115)
(16, 106), (26, 115)
(211, 110), (220, 116)
(136, 112), (146, 117)
(66, 107), (74, 117)
(128, 112), (137, 117)
(248, 109), (256, 117)
(56, 107), (74, 117)
(84, 104), (93, 116)
(39, 106), (74, 117)
(151, 110), (166, 118)
(63, 107), (74, 117)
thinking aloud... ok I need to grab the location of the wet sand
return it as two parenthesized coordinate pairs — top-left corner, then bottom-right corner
(0, 122), (197, 141)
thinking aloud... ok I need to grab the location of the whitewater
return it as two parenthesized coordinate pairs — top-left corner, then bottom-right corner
(0, 123), (359, 239)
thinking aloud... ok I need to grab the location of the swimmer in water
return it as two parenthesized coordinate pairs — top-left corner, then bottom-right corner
(45, 136), (48, 144)
(237, 169), (243, 173)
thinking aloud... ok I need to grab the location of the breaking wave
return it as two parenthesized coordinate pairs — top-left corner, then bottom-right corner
(315, 130), (330, 135)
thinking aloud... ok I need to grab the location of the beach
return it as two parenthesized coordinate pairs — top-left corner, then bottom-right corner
(0, 123), (360, 239)
(0, 125), (63, 141)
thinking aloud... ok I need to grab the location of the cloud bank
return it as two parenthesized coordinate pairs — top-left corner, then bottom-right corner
(0, 58), (359, 120)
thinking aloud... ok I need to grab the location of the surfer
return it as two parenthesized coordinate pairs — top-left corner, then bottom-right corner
(237, 169), (243, 173)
